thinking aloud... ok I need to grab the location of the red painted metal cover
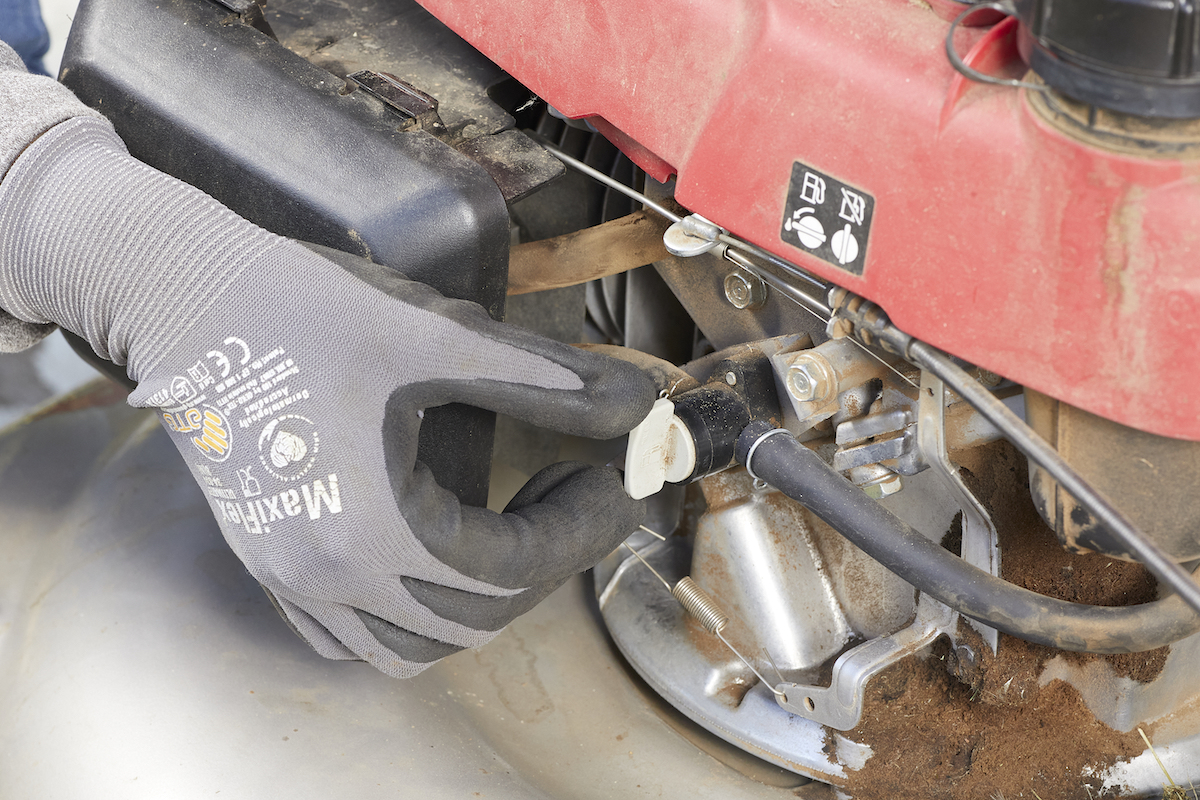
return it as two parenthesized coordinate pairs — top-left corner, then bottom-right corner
(420, 0), (1200, 441)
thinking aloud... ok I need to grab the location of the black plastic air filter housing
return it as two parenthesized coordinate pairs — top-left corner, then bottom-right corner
(1014, 0), (1200, 118)
(59, 0), (516, 506)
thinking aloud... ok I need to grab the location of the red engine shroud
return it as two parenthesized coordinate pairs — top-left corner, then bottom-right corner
(419, 0), (1200, 442)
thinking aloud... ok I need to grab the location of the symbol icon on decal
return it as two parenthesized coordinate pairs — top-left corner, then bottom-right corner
(800, 172), (826, 205)
(839, 188), (866, 226)
(784, 207), (826, 250)
(831, 224), (859, 265)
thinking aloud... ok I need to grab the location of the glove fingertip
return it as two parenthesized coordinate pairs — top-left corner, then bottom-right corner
(570, 354), (658, 439)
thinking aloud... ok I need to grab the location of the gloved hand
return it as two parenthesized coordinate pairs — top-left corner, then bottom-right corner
(0, 51), (655, 677)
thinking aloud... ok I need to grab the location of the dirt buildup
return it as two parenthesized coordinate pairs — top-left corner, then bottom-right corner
(842, 639), (1147, 800)
(958, 440), (1168, 683)
(840, 442), (1168, 798)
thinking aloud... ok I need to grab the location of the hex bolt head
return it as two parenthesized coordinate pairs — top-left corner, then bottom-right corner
(723, 271), (767, 310)
(787, 366), (815, 400)
(786, 355), (833, 403)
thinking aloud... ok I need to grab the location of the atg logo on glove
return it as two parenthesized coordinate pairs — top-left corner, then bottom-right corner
(163, 405), (232, 461)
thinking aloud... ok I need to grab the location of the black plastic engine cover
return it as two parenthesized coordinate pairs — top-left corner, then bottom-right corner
(60, 0), (513, 506)
(1016, 0), (1200, 118)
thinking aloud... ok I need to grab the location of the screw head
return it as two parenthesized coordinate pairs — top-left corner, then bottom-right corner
(787, 366), (815, 400)
(725, 371), (738, 386)
(723, 271), (766, 309)
(785, 356), (832, 403)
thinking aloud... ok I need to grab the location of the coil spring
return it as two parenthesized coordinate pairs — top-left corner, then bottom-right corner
(672, 576), (728, 634)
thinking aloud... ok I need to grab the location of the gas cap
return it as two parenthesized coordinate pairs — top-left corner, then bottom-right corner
(1014, 0), (1200, 118)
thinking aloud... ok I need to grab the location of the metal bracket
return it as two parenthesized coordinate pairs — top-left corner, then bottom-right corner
(774, 597), (954, 730)
(917, 369), (1002, 652)
(833, 409), (923, 475)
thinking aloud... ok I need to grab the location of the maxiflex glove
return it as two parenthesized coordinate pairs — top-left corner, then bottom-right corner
(0, 47), (655, 677)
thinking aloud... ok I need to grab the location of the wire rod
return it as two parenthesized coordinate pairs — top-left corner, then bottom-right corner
(720, 246), (832, 319)
(620, 541), (673, 591)
(538, 141), (683, 224)
(716, 232), (826, 291)
(540, 138), (835, 314)
(638, 524), (667, 540)
(716, 629), (786, 697)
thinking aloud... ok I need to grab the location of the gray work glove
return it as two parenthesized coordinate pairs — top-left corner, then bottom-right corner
(0, 63), (654, 677)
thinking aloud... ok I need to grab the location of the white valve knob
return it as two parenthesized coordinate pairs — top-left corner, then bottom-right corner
(624, 397), (698, 500)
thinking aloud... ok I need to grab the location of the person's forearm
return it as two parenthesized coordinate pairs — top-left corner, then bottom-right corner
(0, 40), (104, 351)
(0, 114), (286, 375)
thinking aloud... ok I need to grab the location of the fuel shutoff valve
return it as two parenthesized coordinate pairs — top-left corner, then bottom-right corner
(625, 398), (697, 500)
(625, 353), (780, 500)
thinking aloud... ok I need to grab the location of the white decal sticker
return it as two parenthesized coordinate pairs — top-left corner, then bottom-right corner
(780, 161), (875, 276)
(838, 188), (867, 226)
(831, 224), (860, 265)
(784, 207), (827, 250)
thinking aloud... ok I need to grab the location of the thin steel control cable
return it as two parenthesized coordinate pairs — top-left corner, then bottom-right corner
(538, 141), (683, 224)
(540, 140), (831, 305)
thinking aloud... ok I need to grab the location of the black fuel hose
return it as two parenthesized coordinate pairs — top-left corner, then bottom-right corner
(737, 420), (1200, 654)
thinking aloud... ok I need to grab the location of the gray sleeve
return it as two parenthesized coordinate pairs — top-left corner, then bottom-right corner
(0, 40), (107, 352)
